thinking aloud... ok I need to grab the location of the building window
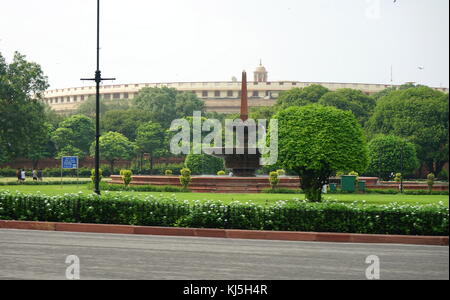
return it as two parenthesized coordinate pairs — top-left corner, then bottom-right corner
(252, 91), (259, 97)
(292, 82), (297, 86)
(279, 82), (284, 86)
(202, 91), (208, 97)
(104, 94), (111, 100)
(113, 93), (120, 99)
(81, 95), (85, 101)
(74, 96), (78, 102)
(227, 91), (233, 97)
(214, 91), (221, 97)
(123, 93), (129, 99)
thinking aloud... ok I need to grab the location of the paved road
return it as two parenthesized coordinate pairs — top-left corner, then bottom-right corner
(0, 229), (448, 280)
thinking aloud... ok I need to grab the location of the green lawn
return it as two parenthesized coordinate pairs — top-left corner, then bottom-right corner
(0, 184), (448, 206)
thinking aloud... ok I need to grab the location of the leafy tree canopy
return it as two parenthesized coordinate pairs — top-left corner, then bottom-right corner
(101, 109), (153, 141)
(274, 104), (368, 201)
(319, 88), (376, 125)
(276, 84), (330, 109)
(75, 96), (111, 119)
(134, 87), (204, 128)
(58, 114), (95, 155)
(366, 134), (420, 180)
(90, 132), (136, 173)
(366, 86), (449, 174)
(0, 51), (49, 164)
(135, 121), (166, 169)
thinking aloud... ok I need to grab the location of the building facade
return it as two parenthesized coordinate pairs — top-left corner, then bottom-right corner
(42, 63), (449, 114)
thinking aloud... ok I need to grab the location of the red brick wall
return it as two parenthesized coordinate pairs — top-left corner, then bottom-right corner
(0, 157), (184, 169)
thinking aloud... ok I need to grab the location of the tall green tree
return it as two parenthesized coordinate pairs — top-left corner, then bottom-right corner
(276, 84), (330, 109)
(57, 114), (95, 155)
(26, 122), (56, 168)
(134, 87), (205, 128)
(90, 132), (136, 173)
(175, 92), (205, 117)
(366, 135), (420, 180)
(0, 51), (49, 164)
(135, 122), (166, 170)
(366, 86), (449, 175)
(275, 105), (368, 202)
(75, 96), (111, 119)
(319, 88), (376, 125)
(101, 109), (153, 141)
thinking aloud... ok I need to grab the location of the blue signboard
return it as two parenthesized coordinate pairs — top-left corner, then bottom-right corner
(62, 156), (79, 169)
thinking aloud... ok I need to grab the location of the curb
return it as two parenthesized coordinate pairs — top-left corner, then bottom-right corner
(0, 220), (448, 246)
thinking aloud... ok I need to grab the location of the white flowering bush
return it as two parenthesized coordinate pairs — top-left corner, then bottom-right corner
(0, 191), (448, 236)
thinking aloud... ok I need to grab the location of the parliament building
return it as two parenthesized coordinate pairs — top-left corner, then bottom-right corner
(42, 62), (449, 114)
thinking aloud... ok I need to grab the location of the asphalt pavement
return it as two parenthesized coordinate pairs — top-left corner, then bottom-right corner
(0, 229), (448, 280)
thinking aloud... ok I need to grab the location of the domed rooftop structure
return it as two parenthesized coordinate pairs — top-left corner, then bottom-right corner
(254, 60), (268, 82)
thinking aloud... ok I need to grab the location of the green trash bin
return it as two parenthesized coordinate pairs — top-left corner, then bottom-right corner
(358, 180), (366, 193)
(341, 175), (356, 192)
(330, 183), (337, 193)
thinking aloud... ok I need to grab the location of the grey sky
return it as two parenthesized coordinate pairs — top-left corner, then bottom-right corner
(1, 0), (448, 90)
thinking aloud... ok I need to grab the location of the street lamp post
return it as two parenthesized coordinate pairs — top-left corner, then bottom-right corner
(81, 0), (115, 195)
(400, 146), (404, 194)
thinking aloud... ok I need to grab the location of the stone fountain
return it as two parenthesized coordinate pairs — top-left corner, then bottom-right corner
(207, 71), (261, 177)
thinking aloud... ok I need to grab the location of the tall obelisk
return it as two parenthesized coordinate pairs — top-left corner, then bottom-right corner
(240, 71), (248, 122)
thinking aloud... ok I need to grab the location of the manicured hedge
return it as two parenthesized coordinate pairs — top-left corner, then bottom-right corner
(0, 191), (448, 236)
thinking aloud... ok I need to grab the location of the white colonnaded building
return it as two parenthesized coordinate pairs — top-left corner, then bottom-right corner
(42, 62), (449, 114)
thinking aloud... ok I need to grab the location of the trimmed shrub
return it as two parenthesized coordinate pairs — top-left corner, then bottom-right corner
(184, 153), (224, 175)
(0, 191), (447, 236)
(120, 170), (133, 187)
(165, 170), (173, 176)
(276, 169), (286, 176)
(269, 172), (280, 189)
(90, 168), (103, 184)
(427, 173), (435, 194)
(217, 171), (226, 176)
(179, 168), (192, 189)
